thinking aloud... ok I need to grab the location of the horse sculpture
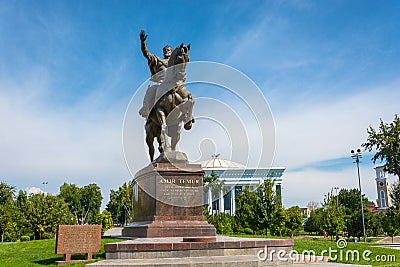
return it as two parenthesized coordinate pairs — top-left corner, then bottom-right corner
(144, 43), (194, 162)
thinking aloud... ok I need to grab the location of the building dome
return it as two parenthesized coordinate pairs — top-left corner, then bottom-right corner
(198, 154), (246, 169)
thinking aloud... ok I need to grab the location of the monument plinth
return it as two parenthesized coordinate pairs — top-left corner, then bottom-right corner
(122, 161), (216, 238)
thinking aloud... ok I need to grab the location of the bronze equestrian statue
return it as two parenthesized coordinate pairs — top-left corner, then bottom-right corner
(139, 30), (194, 162)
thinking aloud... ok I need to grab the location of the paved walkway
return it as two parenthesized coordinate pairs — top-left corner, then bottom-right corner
(103, 227), (123, 237)
(376, 236), (400, 244)
(375, 236), (400, 250)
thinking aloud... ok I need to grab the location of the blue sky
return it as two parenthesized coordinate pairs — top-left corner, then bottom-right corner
(1, 0), (399, 208)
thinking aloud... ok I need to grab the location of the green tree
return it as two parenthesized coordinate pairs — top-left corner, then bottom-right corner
(96, 210), (113, 234)
(0, 182), (16, 242)
(367, 211), (384, 237)
(15, 190), (33, 239)
(270, 205), (286, 236)
(382, 207), (400, 243)
(0, 182), (15, 204)
(338, 188), (371, 213)
(81, 184), (103, 224)
(384, 183), (400, 243)
(234, 186), (258, 232)
(59, 183), (82, 223)
(362, 114), (400, 180)
(59, 183), (102, 224)
(390, 182), (400, 208)
(27, 194), (75, 239)
(284, 206), (303, 238)
(106, 181), (134, 225)
(322, 191), (345, 240)
(304, 208), (324, 235)
(255, 179), (276, 236)
(337, 188), (372, 239)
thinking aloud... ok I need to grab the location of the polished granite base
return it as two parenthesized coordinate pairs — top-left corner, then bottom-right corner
(123, 162), (216, 238)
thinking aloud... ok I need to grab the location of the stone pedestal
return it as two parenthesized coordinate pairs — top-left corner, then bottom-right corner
(122, 162), (216, 238)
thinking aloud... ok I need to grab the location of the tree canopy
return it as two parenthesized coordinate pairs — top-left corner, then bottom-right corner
(106, 181), (134, 225)
(322, 191), (345, 239)
(0, 182), (76, 242)
(59, 182), (102, 224)
(362, 114), (400, 180)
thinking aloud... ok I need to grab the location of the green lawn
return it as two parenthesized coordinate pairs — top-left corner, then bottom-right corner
(0, 237), (121, 267)
(293, 237), (400, 266)
(1, 236), (399, 266)
(229, 234), (400, 266)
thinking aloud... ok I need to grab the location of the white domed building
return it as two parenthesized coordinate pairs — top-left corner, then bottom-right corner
(198, 154), (285, 215)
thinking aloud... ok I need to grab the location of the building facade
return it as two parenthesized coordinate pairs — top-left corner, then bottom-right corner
(199, 155), (285, 215)
(374, 166), (392, 210)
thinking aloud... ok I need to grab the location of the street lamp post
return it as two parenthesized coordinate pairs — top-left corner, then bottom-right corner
(351, 149), (367, 243)
(42, 181), (48, 194)
(333, 187), (339, 206)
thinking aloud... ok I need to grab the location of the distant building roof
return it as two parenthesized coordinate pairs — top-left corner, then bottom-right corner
(366, 203), (380, 214)
(199, 154), (246, 169)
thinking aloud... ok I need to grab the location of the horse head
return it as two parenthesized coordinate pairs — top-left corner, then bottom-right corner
(168, 43), (190, 67)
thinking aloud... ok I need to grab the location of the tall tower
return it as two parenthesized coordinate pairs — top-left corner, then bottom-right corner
(375, 166), (392, 210)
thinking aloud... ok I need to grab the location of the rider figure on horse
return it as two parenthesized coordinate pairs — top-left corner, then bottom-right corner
(138, 30), (173, 118)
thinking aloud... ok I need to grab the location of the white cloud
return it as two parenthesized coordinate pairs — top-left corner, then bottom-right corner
(274, 80), (400, 207)
(0, 74), (131, 208)
(273, 80), (400, 169)
(26, 187), (45, 195)
(282, 166), (398, 208)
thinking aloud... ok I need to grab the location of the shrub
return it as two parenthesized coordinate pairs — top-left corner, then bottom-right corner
(243, 227), (253, 235)
(42, 232), (54, 239)
(206, 213), (234, 235)
(20, 236), (30, 242)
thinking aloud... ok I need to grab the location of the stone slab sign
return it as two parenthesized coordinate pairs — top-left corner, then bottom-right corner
(55, 224), (101, 265)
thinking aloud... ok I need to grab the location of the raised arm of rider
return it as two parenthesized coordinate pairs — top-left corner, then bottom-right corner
(140, 30), (152, 60)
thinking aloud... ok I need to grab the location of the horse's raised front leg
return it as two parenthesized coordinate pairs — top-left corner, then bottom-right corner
(182, 97), (195, 130)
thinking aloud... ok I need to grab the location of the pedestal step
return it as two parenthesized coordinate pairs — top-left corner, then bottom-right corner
(86, 255), (281, 266)
(104, 236), (293, 260)
(86, 256), (364, 267)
